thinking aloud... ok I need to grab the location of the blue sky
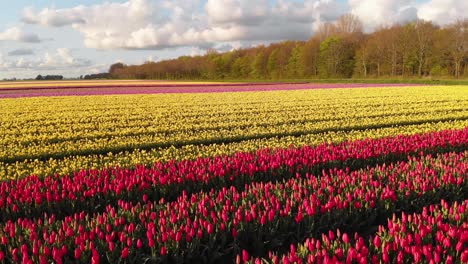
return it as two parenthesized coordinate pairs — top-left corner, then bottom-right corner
(0, 0), (465, 79)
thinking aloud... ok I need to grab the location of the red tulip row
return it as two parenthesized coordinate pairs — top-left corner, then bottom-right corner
(0, 152), (465, 263)
(245, 198), (468, 264)
(0, 128), (467, 222)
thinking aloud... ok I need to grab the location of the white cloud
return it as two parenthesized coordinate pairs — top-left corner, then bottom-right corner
(418, 0), (468, 25)
(8, 49), (35, 56)
(0, 48), (91, 73)
(349, 0), (418, 31)
(57, 48), (75, 64)
(21, 0), (344, 50)
(22, 6), (86, 26)
(205, 0), (270, 26)
(0, 27), (42, 43)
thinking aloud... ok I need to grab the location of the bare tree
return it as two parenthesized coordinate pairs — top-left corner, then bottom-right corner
(355, 42), (370, 77)
(315, 22), (337, 42)
(335, 14), (364, 35)
(447, 19), (468, 78)
(414, 19), (437, 77)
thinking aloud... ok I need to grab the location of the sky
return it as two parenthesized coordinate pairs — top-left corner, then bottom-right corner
(0, 0), (465, 79)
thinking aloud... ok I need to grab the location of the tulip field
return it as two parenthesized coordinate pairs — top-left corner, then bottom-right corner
(0, 81), (467, 263)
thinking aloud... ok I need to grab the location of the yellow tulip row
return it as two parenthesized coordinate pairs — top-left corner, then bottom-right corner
(1, 110), (467, 163)
(0, 86), (466, 164)
(1, 99), (465, 138)
(0, 120), (466, 180)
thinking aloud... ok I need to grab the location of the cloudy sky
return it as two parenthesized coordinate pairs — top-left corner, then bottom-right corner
(0, 0), (465, 79)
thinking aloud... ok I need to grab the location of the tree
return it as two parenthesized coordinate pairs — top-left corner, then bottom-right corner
(300, 38), (320, 77)
(109, 63), (126, 78)
(318, 37), (343, 78)
(335, 14), (364, 35)
(367, 30), (388, 77)
(267, 49), (280, 79)
(447, 20), (468, 78)
(354, 42), (370, 77)
(250, 50), (268, 79)
(231, 56), (251, 78)
(398, 24), (418, 76)
(318, 36), (356, 78)
(414, 20), (438, 77)
(287, 44), (303, 78)
(315, 22), (337, 43)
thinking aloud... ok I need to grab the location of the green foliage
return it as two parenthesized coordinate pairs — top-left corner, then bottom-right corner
(250, 51), (268, 79)
(267, 49), (280, 79)
(318, 37), (356, 78)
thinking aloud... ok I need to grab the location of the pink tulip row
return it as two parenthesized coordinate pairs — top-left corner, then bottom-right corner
(0, 128), (466, 221)
(0, 83), (420, 98)
(0, 151), (465, 263)
(244, 198), (468, 264)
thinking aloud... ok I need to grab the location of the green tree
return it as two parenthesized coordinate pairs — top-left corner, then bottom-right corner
(287, 44), (303, 78)
(267, 49), (280, 79)
(250, 51), (268, 79)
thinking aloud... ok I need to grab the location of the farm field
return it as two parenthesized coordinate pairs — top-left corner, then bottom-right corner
(0, 82), (467, 263)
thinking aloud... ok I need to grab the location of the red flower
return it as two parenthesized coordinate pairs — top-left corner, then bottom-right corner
(354, 201), (362, 209)
(443, 237), (451, 248)
(232, 228), (238, 238)
(75, 248), (82, 259)
(160, 246), (167, 256)
(295, 211), (303, 223)
(373, 236), (381, 248)
(342, 233), (350, 244)
(446, 256), (453, 264)
(91, 249), (100, 264)
(175, 232), (182, 242)
(461, 249), (468, 263)
(148, 238), (155, 248)
(121, 247), (129, 259)
(207, 223), (214, 234)
(242, 250), (250, 262)
(137, 239), (143, 249)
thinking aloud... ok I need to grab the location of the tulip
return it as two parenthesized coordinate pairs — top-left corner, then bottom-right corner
(91, 249), (100, 264)
(74, 248), (81, 259)
(160, 246), (167, 256)
(121, 247), (129, 259)
(461, 249), (468, 263)
(343, 233), (350, 244)
(242, 250), (250, 262)
(373, 236), (381, 248)
(232, 228), (238, 238)
(137, 239), (143, 249)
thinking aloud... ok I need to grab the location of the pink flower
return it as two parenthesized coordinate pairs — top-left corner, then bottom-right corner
(461, 249), (468, 263)
(137, 239), (143, 249)
(121, 247), (129, 259)
(373, 236), (381, 248)
(91, 249), (100, 264)
(242, 250), (250, 262)
(74, 248), (81, 259)
(342, 233), (350, 244)
(160, 246), (167, 256)
(232, 228), (238, 238)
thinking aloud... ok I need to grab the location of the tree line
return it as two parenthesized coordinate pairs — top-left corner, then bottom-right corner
(35, 75), (64, 80)
(109, 15), (468, 80)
